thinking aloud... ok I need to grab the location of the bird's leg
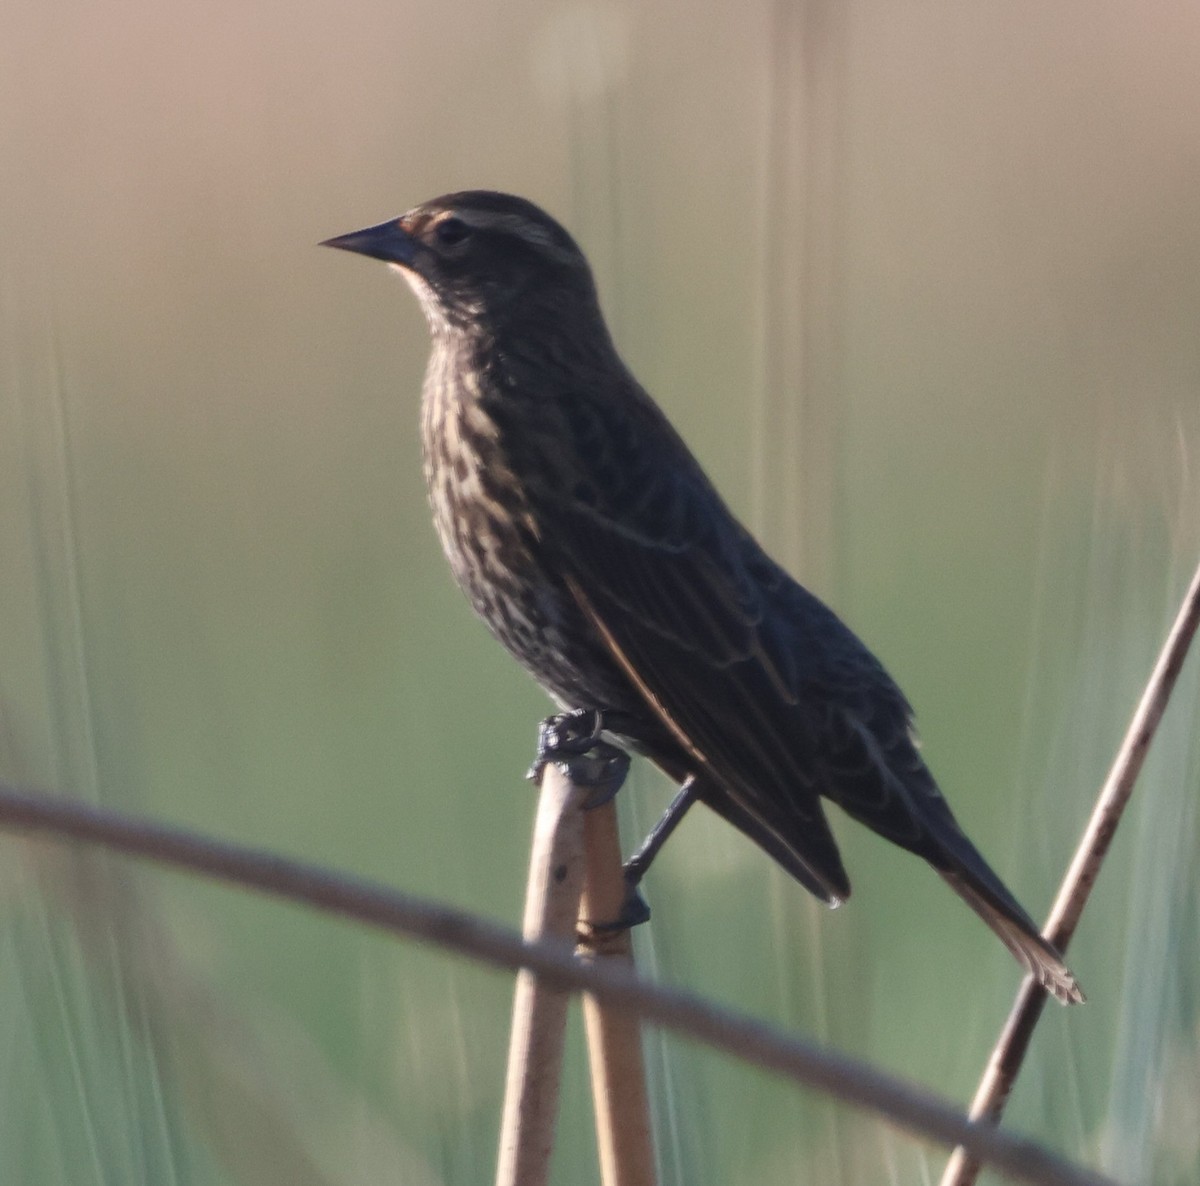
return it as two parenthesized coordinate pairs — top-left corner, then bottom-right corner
(525, 712), (701, 931)
(590, 775), (701, 933)
(622, 776), (700, 890)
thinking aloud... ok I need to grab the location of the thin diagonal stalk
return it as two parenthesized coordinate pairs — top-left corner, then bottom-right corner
(940, 554), (1200, 1186)
(0, 783), (1118, 1186)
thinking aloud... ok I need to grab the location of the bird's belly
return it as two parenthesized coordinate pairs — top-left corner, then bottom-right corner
(422, 366), (642, 714)
(431, 477), (637, 714)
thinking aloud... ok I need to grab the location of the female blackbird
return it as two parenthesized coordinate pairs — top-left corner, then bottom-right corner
(323, 191), (1081, 1004)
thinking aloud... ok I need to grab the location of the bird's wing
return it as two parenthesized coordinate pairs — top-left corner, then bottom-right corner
(519, 379), (1000, 899)
(560, 493), (1085, 1002)
(513, 387), (1082, 997)
(563, 557), (851, 904)
(520, 400), (854, 901)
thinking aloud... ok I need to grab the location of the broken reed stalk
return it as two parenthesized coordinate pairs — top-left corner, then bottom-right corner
(578, 798), (657, 1186)
(495, 761), (590, 1186)
(495, 748), (656, 1186)
(939, 554), (1200, 1186)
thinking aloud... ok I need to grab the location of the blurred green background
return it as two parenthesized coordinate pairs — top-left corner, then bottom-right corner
(2, 2), (1198, 1183)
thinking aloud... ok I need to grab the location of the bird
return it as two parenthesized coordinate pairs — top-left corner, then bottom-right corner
(321, 190), (1082, 1004)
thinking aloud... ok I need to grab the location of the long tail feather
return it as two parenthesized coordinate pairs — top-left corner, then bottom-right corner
(940, 870), (1084, 1005)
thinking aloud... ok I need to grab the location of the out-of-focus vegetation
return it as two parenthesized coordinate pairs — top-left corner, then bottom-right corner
(1, 2), (1197, 1183)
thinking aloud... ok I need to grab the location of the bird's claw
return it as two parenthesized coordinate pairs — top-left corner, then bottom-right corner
(578, 877), (652, 943)
(526, 709), (628, 802)
(579, 747), (631, 808)
(526, 708), (601, 782)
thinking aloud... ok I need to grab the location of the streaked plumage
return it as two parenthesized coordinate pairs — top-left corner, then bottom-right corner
(323, 191), (1082, 1003)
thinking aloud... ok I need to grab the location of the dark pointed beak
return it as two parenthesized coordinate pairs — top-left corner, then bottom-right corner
(320, 218), (418, 266)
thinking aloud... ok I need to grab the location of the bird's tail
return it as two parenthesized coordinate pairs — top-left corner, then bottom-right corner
(939, 869), (1084, 1005)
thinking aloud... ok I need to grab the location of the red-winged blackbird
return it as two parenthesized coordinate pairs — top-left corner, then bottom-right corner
(323, 191), (1082, 1004)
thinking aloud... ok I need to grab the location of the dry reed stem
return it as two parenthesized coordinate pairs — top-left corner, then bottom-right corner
(578, 798), (657, 1186)
(940, 555), (1200, 1186)
(495, 762), (590, 1186)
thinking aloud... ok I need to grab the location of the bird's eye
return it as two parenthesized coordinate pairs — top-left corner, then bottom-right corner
(434, 217), (472, 247)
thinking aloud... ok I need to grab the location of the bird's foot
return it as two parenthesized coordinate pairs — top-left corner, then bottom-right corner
(527, 709), (645, 935)
(526, 709), (631, 808)
(578, 875), (652, 943)
(526, 708), (603, 781)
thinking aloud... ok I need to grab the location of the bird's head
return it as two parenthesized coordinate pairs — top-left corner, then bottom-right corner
(322, 191), (600, 337)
